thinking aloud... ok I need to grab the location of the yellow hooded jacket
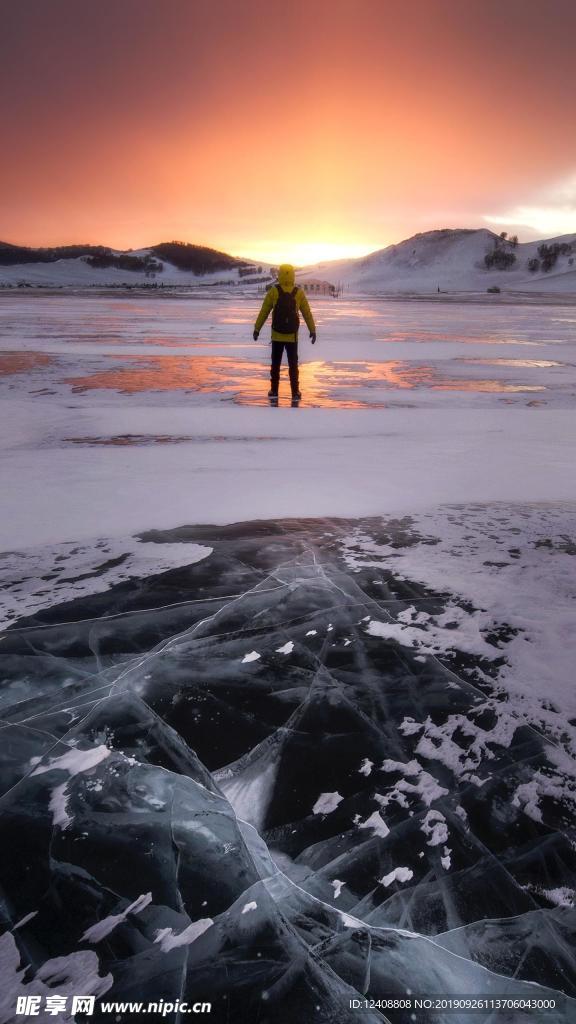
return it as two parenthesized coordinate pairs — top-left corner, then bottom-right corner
(254, 264), (316, 342)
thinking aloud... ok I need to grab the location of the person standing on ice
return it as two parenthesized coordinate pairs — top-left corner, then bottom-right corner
(252, 263), (316, 401)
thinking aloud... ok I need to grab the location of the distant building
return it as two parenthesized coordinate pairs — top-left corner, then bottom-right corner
(256, 275), (343, 297)
(297, 278), (341, 297)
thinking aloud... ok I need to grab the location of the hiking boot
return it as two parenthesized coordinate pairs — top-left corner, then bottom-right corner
(268, 389), (278, 398)
(291, 391), (302, 401)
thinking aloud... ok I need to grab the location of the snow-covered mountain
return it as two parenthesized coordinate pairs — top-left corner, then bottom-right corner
(300, 228), (576, 294)
(0, 240), (272, 289)
(1, 229), (575, 293)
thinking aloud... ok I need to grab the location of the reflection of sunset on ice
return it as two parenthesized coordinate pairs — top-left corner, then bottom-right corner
(0, 294), (568, 414)
(0, 352), (54, 375)
(0, 294), (573, 541)
(64, 355), (545, 406)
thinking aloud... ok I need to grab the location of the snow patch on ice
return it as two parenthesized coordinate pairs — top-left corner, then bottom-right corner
(32, 745), (111, 778)
(33, 744), (112, 830)
(512, 770), (575, 824)
(398, 703), (519, 780)
(0, 534), (212, 628)
(358, 810), (390, 838)
(312, 792), (343, 815)
(366, 605), (498, 661)
(242, 650), (261, 663)
(341, 504), (576, 751)
(0, 931), (112, 1015)
(340, 912), (362, 929)
(82, 893), (153, 942)
(275, 641), (294, 655)
(378, 757), (448, 808)
(421, 809), (449, 847)
(154, 918), (213, 952)
(541, 887), (575, 907)
(380, 867), (414, 887)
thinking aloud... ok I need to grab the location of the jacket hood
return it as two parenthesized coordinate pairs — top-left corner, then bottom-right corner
(277, 264), (295, 290)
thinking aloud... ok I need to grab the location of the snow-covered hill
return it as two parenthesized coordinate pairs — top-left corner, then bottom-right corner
(1, 229), (575, 293)
(300, 228), (576, 294)
(0, 240), (272, 289)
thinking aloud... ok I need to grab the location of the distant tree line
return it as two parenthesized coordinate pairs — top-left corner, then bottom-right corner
(0, 239), (253, 276)
(85, 253), (163, 275)
(483, 232), (518, 270)
(484, 249), (516, 270)
(238, 265), (263, 277)
(0, 242), (111, 265)
(528, 241), (574, 273)
(484, 232), (575, 276)
(150, 241), (249, 275)
(484, 248), (517, 270)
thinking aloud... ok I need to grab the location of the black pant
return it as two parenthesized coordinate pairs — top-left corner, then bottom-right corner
(270, 340), (299, 394)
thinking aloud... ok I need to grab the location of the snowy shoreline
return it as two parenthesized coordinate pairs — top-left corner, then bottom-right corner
(2, 286), (576, 306)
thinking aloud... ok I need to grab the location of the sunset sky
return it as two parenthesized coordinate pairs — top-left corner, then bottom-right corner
(1, 0), (576, 264)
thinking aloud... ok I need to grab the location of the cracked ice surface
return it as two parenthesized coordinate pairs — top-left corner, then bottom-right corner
(0, 517), (575, 1023)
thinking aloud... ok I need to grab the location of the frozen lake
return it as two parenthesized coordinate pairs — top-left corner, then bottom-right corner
(1, 292), (576, 409)
(1, 293), (576, 552)
(1, 292), (576, 1019)
(1, 290), (575, 724)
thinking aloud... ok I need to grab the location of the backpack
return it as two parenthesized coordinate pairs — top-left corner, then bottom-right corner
(272, 285), (300, 334)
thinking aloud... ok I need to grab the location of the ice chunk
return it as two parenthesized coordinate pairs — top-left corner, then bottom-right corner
(242, 650), (261, 663)
(358, 810), (390, 838)
(312, 792), (343, 815)
(154, 918), (213, 952)
(275, 641), (294, 655)
(422, 809), (449, 847)
(380, 867), (414, 887)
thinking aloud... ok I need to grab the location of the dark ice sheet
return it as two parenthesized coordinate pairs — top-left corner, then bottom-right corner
(0, 518), (575, 1023)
